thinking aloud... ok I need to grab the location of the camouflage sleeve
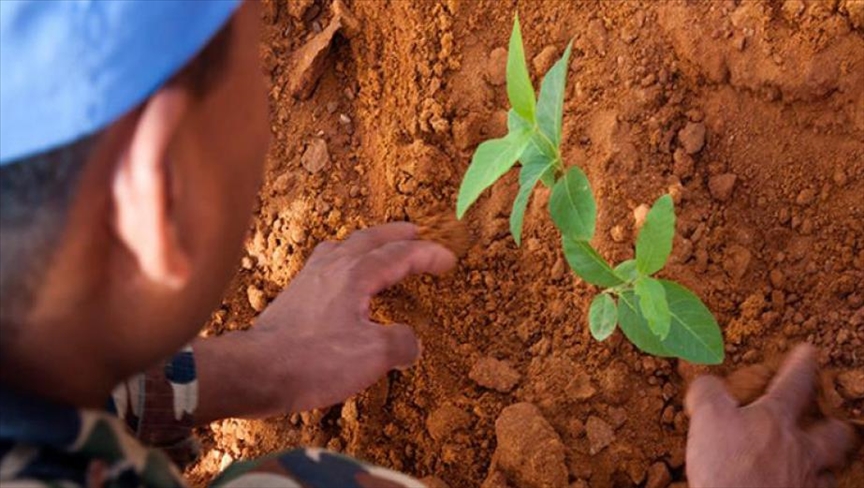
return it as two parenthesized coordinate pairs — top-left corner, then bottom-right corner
(211, 448), (427, 488)
(111, 345), (200, 468)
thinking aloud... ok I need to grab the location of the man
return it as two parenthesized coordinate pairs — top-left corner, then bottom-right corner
(0, 1), (854, 487)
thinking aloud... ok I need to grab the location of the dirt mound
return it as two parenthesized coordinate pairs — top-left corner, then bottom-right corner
(188, 1), (864, 486)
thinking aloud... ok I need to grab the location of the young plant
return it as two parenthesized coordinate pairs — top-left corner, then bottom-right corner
(456, 15), (724, 365)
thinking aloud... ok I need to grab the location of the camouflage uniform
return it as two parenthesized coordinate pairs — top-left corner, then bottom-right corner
(0, 346), (425, 488)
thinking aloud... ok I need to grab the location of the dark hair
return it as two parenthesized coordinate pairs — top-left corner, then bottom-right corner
(0, 20), (234, 341)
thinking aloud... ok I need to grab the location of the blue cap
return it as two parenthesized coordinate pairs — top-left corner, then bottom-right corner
(0, 0), (241, 165)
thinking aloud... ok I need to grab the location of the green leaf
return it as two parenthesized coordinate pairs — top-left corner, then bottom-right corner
(507, 14), (536, 123)
(614, 259), (639, 282)
(511, 156), (555, 246)
(634, 276), (671, 339)
(456, 128), (532, 219)
(549, 166), (596, 241)
(520, 141), (556, 187)
(562, 237), (624, 288)
(659, 280), (725, 365)
(536, 42), (572, 148)
(618, 291), (673, 357)
(589, 293), (617, 341)
(507, 109), (532, 133)
(636, 194), (676, 275)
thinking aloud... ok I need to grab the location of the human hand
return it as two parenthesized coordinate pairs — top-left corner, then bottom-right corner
(243, 222), (455, 414)
(685, 343), (856, 488)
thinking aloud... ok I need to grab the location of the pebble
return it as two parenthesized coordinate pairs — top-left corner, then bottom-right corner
(246, 285), (267, 312)
(661, 405), (675, 425)
(469, 357), (521, 393)
(301, 138), (330, 173)
(833, 169), (848, 186)
(486, 48), (508, 86)
(610, 224), (628, 243)
(427, 404), (473, 442)
(724, 245), (752, 279)
(585, 416), (615, 455)
(708, 173), (737, 202)
(672, 148), (695, 178)
(495, 403), (568, 488)
(796, 188), (815, 206)
(645, 462), (672, 488)
(587, 19), (608, 55)
(633, 204), (650, 230)
(678, 122), (707, 154)
(836, 370), (864, 400)
(769, 269), (785, 289)
(533, 45), (559, 75)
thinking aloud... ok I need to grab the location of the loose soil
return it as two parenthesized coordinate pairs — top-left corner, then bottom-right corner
(188, 1), (864, 486)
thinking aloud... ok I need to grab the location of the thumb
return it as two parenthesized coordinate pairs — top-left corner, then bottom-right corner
(806, 418), (855, 470)
(685, 375), (738, 418)
(376, 322), (421, 370)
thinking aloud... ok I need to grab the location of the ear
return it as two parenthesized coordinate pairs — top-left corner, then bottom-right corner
(111, 86), (192, 289)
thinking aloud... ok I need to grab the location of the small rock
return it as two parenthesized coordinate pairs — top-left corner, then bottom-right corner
(610, 224), (628, 243)
(678, 122), (707, 154)
(338, 113), (352, 125)
(769, 269), (785, 289)
(325, 101), (338, 114)
(587, 19), (608, 55)
(453, 113), (485, 150)
(723, 245), (752, 280)
(833, 169), (848, 187)
(796, 188), (815, 206)
(495, 403), (568, 488)
(661, 405), (675, 425)
(288, 13), (344, 99)
(301, 138), (330, 173)
(640, 73), (657, 87)
(672, 148), (695, 178)
(470, 357), (521, 393)
(645, 462), (671, 488)
(533, 45), (559, 75)
(427, 404), (473, 442)
(836, 370), (864, 400)
(246, 285), (267, 312)
(219, 452), (234, 471)
(708, 173), (737, 202)
(633, 204), (650, 230)
(585, 416), (615, 455)
(487, 48), (508, 86)
(289, 225), (307, 245)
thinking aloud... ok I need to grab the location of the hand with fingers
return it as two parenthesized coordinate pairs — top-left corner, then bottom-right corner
(685, 344), (856, 488)
(244, 222), (455, 413)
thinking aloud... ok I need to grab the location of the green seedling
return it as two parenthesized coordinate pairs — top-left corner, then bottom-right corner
(456, 15), (724, 365)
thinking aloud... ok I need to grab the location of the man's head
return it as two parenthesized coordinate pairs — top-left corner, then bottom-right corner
(0, 1), (269, 405)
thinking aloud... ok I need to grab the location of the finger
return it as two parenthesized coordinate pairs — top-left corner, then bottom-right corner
(685, 375), (738, 418)
(806, 418), (855, 470)
(374, 322), (421, 370)
(817, 472), (837, 488)
(353, 240), (456, 296)
(758, 343), (817, 419)
(310, 240), (338, 258)
(338, 222), (418, 256)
